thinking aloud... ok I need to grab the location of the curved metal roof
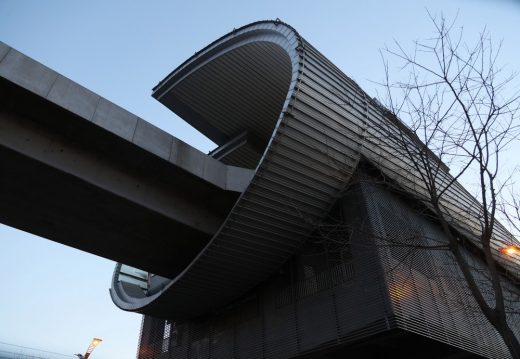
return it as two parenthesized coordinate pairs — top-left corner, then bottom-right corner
(111, 20), (359, 318)
(111, 20), (520, 319)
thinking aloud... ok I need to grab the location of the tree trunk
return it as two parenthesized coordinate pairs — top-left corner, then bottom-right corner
(497, 321), (520, 359)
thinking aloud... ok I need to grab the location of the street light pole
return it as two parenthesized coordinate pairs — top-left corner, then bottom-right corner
(75, 338), (102, 359)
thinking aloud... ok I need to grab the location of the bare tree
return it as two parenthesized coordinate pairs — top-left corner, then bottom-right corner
(375, 11), (520, 357)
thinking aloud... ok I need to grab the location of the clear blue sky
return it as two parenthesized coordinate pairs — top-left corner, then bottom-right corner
(0, 1), (519, 358)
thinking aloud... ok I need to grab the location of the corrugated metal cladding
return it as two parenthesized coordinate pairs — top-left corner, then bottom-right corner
(114, 20), (363, 319)
(109, 19), (520, 357)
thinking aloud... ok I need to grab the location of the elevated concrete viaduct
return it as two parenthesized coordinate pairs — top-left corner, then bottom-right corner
(0, 42), (252, 279)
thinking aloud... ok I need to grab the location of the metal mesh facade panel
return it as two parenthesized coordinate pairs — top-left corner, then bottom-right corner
(137, 188), (396, 359)
(361, 181), (520, 359)
(137, 182), (520, 358)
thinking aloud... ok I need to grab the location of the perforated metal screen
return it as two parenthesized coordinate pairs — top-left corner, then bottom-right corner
(364, 182), (520, 359)
(136, 182), (520, 359)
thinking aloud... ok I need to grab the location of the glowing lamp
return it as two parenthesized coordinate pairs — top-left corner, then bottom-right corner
(500, 246), (520, 256)
(75, 338), (102, 359)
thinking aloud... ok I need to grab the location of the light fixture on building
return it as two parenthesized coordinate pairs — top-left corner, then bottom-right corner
(500, 245), (520, 256)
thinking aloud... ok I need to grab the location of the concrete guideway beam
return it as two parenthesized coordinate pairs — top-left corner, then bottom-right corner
(0, 41), (253, 278)
(0, 111), (223, 236)
(0, 41), (253, 194)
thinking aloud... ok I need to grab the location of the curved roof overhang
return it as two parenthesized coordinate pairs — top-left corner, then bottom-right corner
(111, 21), (329, 318)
